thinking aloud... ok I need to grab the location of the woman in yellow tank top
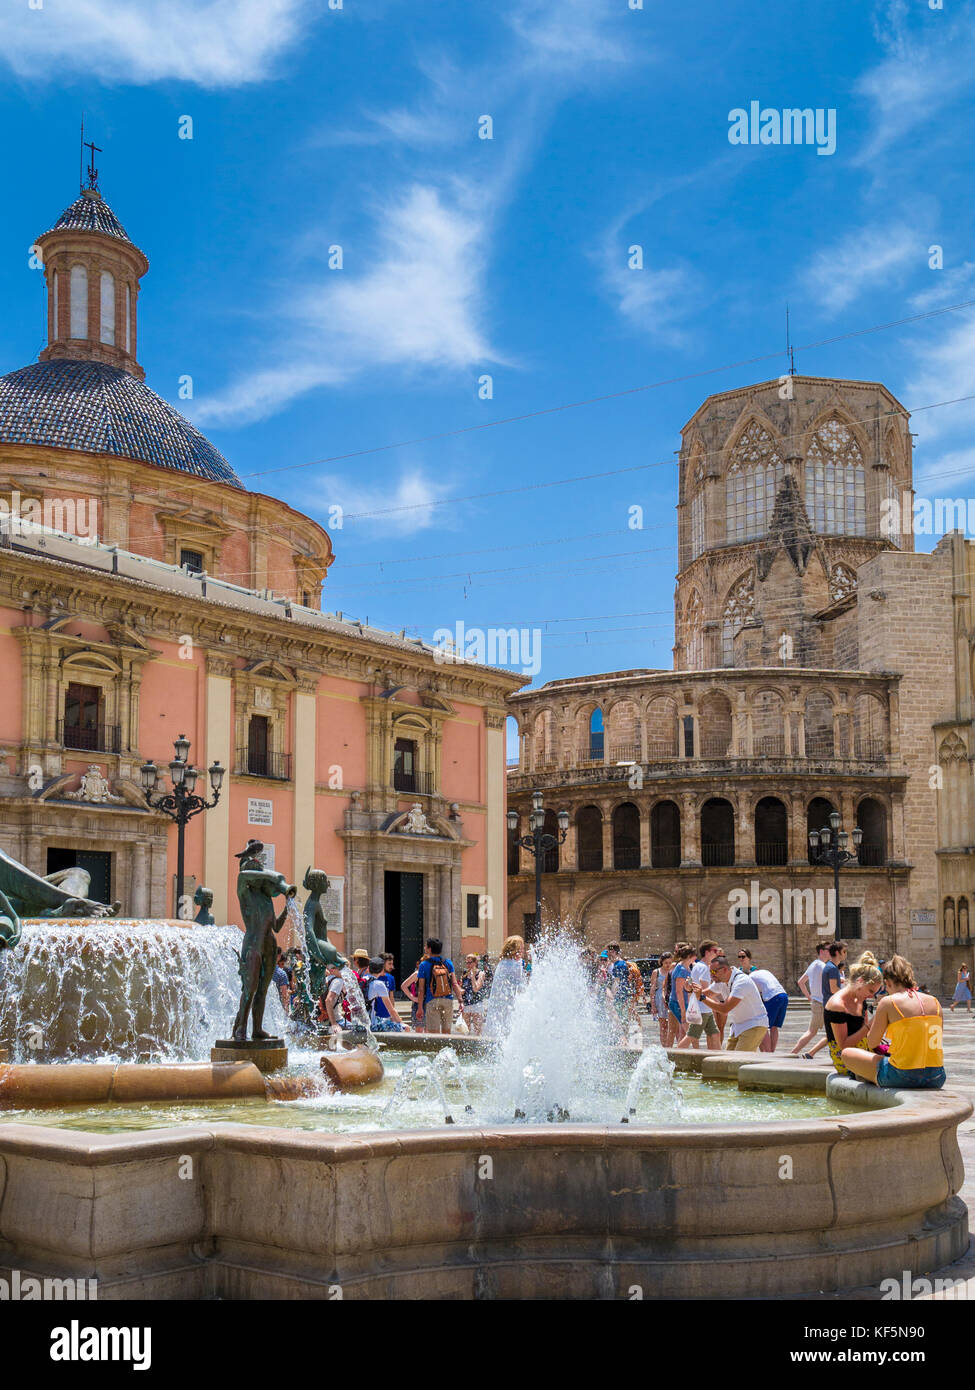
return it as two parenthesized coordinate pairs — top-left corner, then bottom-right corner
(841, 955), (945, 1089)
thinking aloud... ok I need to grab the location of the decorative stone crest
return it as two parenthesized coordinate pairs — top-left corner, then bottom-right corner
(66, 765), (123, 804)
(403, 803), (435, 835)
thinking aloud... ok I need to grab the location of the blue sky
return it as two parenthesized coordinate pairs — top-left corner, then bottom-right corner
(2, 0), (974, 695)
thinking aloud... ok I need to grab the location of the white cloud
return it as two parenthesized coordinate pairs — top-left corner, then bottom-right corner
(309, 466), (454, 536)
(804, 224), (919, 314)
(906, 311), (975, 442)
(855, 4), (975, 163)
(599, 255), (695, 339)
(193, 181), (500, 426)
(909, 261), (975, 312)
(507, 0), (630, 72)
(0, 0), (315, 86)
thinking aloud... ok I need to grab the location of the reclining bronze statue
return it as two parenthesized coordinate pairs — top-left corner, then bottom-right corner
(0, 847), (119, 947)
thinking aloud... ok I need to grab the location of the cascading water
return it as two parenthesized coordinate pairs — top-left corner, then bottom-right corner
(620, 1048), (683, 1123)
(337, 965), (379, 1052)
(481, 929), (681, 1125)
(381, 1052), (471, 1125)
(0, 920), (286, 1062)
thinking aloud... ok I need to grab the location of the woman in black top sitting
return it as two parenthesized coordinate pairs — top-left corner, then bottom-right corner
(824, 951), (883, 1075)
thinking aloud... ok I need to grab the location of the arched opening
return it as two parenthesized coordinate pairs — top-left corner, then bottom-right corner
(542, 809), (561, 873)
(807, 797), (836, 864)
(856, 797), (886, 866)
(532, 710), (551, 770)
(853, 693), (887, 761)
(650, 800), (681, 868)
(506, 714), (520, 770)
(576, 805), (603, 872)
(698, 690), (732, 759)
(587, 708), (605, 762)
(612, 802), (640, 870)
(608, 700), (640, 763)
(69, 264), (88, 339)
(646, 697), (678, 758)
(701, 798), (735, 866)
(805, 690), (834, 758)
(99, 270), (115, 345)
(755, 796), (788, 865)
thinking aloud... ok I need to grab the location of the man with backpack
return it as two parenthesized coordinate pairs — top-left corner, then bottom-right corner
(415, 936), (465, 1034)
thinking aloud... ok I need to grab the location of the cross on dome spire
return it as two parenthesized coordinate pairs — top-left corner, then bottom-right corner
(83, 138), (102, 194)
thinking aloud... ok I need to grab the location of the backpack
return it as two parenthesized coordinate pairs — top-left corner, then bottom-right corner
(429, 957), (452, 998)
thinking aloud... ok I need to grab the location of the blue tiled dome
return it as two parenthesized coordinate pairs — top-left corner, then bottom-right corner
(0, 360), (243, 487)
(43, 191), (134, 246)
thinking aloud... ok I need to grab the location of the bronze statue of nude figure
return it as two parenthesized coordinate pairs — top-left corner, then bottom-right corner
(230, 839), (297, 1043)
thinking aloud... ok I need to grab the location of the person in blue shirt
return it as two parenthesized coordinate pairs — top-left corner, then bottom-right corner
(416, 936), (465, 1034)
(821, 940), (848, 1004)
(606, 943), (631, 1037)
(365, 957), (406, 1032)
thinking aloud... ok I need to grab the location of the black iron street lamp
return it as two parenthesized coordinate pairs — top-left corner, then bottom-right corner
(808, 809), (862, 941)
(141, 734), (225, 918)
(507, 791), (569, 939)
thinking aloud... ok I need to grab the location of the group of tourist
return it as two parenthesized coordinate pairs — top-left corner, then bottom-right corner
(647, 940), (789, 1053)
(277, 925), (948, 1090)
(783, 938), (947, 1088)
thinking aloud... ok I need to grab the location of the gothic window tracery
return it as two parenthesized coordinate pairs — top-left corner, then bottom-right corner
(721, 572), (755, 667)
(804, 416), (866, 536)
(725, 420), (784, 544)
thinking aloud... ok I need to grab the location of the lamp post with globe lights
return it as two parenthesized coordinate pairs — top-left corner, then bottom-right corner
(507, 791), (569, 941)
(140, 734), (225, 918)
(808, 809), (862, 941)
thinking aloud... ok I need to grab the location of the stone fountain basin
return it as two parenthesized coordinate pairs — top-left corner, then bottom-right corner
(0, 1050), (968, 1300)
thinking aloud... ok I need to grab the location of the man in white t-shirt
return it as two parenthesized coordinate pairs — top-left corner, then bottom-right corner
(694, 955), (769, 1051)
(789, 942), (831, 1056)
(678, 940), (723, 1050)
(321, 964), (348, 1030)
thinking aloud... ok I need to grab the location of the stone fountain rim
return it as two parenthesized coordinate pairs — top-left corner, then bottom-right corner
(0, 1073), (968, 1167)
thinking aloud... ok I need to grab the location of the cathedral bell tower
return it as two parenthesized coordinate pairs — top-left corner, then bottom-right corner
(35, 145), (149, 382)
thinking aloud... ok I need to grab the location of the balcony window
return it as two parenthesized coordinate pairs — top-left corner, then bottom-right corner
(612, 802), (640, 870)
(701, 797), (735, 866)
(755, 796), (788, 865)
(576, 805), (603, 872)
(180, 548), (205, 574)
(239, 715), (291, 780)
(650, 800), (681, 868)
(393, 738), (418, 792)
(61, 683), (119, 752)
